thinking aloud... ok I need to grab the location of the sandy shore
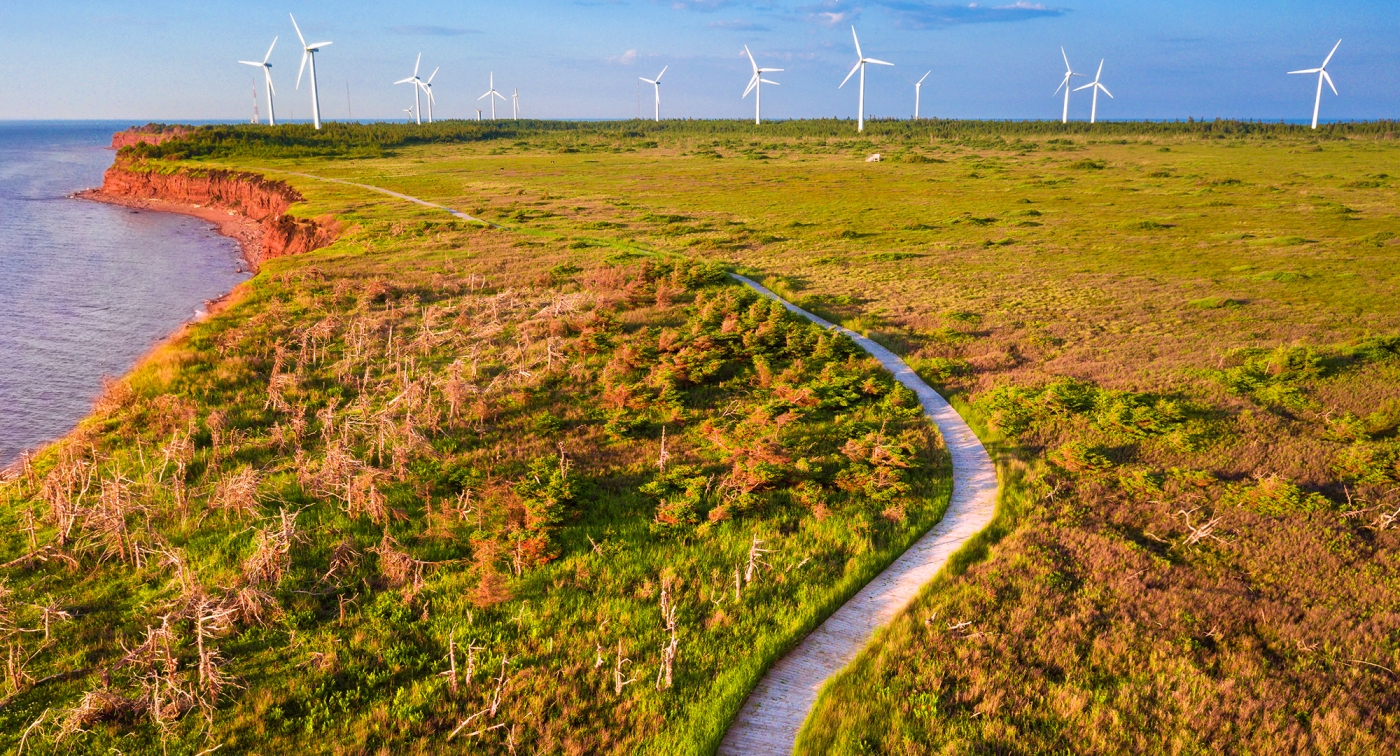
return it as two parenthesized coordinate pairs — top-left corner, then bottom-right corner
(73, 188), (263, 272)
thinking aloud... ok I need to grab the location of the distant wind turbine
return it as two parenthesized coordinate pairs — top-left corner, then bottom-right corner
(1053, 47), (1086, 124)
(403, 106), (416, 121)
(640, 66), (668, 122)
(912, 71), (931, 119)
(1289, 40), (1341, 130)
(1073, 59), (1114, 124)
(513, 88), (520, 120)
(419, 68), (439, 123)
(290, 15), (332, 129)
(238, 37), (278, 126)
(840, 27), (893, 133)
(743, 46), (782, 126)
(478, 73), (506, 120)
(395, 53), (425, 125)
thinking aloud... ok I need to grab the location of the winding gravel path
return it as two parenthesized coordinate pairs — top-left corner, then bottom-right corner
(718, 275), (998, 756)
(243, 171), (997, 755)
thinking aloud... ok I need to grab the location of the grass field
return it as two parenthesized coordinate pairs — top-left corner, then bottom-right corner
(4, 120), (1400, 753)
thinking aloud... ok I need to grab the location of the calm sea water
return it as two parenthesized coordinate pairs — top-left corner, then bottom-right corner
(0, 122), (250, 467)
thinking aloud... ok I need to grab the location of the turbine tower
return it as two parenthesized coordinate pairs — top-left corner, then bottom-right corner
(743, 46), (782, 126)
(1289, 40), (1341, 130)
(912, 71), (930, 119)
(513, 88), (520, 120)
(1073, 60), (1114, 124)
(640, 66), (668, 122)
(419, 68), (439, 124)
(238, 37), (278, 126)
(395, 53), (424, 125)
(1053, 47), (1085, 124)
(291, 15), (332, 129)
(478, 73), (506, 120)
(839, 27), (892, 133)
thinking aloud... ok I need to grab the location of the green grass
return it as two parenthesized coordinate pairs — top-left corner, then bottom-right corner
(5, 120), (1400, 753)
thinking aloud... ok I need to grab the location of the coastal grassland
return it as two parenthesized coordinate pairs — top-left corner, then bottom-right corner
(0, 142), (953, 753)
(171, 120), (1400, 752)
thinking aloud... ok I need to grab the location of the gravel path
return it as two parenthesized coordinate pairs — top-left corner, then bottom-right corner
(718, 274), (999, 756)
(235, 171), (996, 755)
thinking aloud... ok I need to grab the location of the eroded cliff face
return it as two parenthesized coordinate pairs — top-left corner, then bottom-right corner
(109, 126), (194, 150)
(100, 158), (339, 267)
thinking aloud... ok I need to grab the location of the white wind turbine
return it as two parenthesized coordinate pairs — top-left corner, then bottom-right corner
(395, 53), (424, 125)
(290, 14), (332, 129)
(403, 105), (416, 121)
(912, 71), (931, 119)
(743, 46), (782, 126)
(1289, 40), (1341, 130)
(1053, 47), (1086, 124)
(512, 88), (520, 119)
(1073, 59), (1113, 124)
(640, 66), (668, 122)
(238, 37), (278, 126)
(840, 27), (893, 133)
(478, 73), (506, 120)
(419, 68), (439, 123)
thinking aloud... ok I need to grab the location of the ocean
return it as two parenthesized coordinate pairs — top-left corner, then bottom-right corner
(0, 122), (250, 467)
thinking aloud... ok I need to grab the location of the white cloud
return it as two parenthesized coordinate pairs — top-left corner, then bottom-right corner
(609, 49), (640, 65)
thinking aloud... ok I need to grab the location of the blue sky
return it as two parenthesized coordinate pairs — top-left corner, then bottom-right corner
(0, 1), (1395, 122)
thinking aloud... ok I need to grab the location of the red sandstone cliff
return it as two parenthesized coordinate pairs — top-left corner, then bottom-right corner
(97, 158), (339, 268)
(110, 125), (195, 150)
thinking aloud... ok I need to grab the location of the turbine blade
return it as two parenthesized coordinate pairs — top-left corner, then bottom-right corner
(1073, 82), (1094, 91)
(1062, 46), (1071, 72)
(427, 67), (438, 84)
(851, 26), (863, 60)
(414, 52), (421, 77)
(1096, 59), (1104, 79)
(1322, 39), (1341, 68)
(309, 41), (332, 49)
(290, 14), (306, 47)
(866, 59), (893, 66)
(297, 50), (308, 89)
(264, 36), (278, 64)
(840, 60), (861, 89)
(640, 78), (656, 84)
(759, 67), (784, 73)
(1054, 75), (1068, 96)
(657, 65), (668, 80)
(395, 77), (416, 85)
(1323, 70), (1338, 96)
(1288, 69), (1321, 75)
(238, 61), (262, 67)
(744, 77), (758, 98)
(265, 69), (275, 96)
(761, 79), (779, 86)
(745, 45), (758, 73)
(495, 91), (507, 101)
(918, 71), (931, 85)
(1099, 84), (1114, 98)
(479, 91), (491, 100)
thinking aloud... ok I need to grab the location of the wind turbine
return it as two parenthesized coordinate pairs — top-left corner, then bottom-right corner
(512, 88), (520, 119)
(418, 68), (439, 123)
(1053, 48), (1085, 124)
(395, 53), (424, 125)
(640, 66), (668, 122)
(839, 27), (893, 133)
(290, 15), (332, 129)
(478, 73), (506, 120)
(1289, 40), (1341, 130)
(912, 71), (931, 119)
(743, 46), (782, 125)
(1073, 59), (1114, 124)
(403, 105), (416, 121)
(238, 37), (278, 126)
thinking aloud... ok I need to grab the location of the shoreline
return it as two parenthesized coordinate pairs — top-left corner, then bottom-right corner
(0, 187), (262, 474)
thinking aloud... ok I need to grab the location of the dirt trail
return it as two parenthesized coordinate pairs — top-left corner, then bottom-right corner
(253, 169), (490, 225)
(717, 274), (999, 756)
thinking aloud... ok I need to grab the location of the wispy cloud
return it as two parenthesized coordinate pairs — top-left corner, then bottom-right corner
(389, 25), (481, 36)
(878, 1), (1068, 28)
(709, 19), (772, 31)
(608, 49), (640, 65)
(662, 0), (736, 10)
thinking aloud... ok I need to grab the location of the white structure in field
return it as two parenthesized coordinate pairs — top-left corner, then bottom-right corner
(238, 37), (278, 126)
(912, 71), (930, 119)
(1289, 40), (1342, 130)
(420, 68), (439, 123)
(640, 66), (668, 122)
(840, 27), (893, 133)
(1053, 47), (1086, 124)
(478, 73), (506, 120)
(743, 46), (782, 125)
(1073, 60), (1114, 124)
(395, 54), (425, 125)
(290, 14), (332, 129)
